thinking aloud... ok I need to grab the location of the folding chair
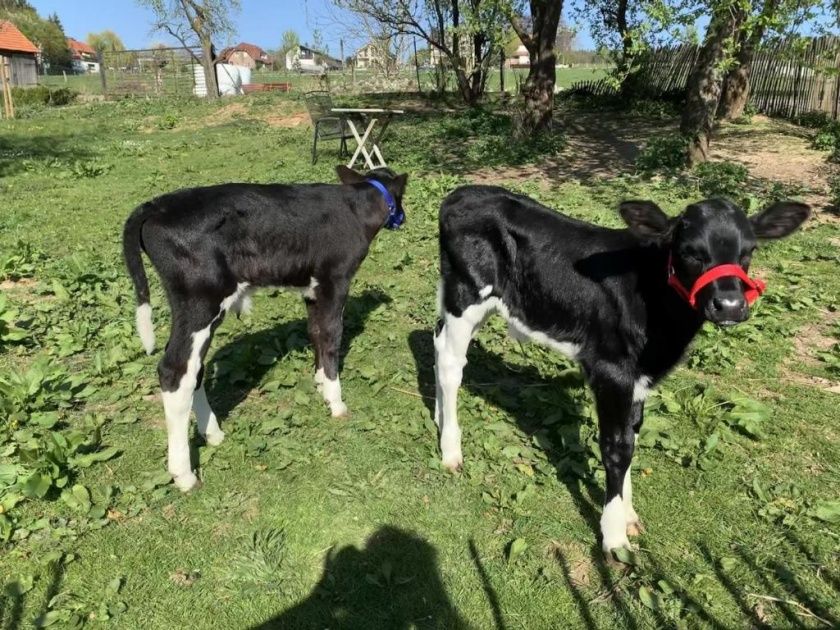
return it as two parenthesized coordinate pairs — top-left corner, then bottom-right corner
(303, 90), (354, 165)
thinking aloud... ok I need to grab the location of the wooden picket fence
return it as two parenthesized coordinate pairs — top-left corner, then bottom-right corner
(570, 37), (840, 120)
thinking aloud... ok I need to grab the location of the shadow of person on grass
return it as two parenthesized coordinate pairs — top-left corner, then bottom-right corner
(251, 526), (471, 630)
(0, 557), (64, 630)
(206, 289), (391, 422)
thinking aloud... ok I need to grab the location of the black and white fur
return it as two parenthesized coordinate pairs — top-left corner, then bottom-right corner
(123, 166), (408, 491)
(433, 188), (809, 556)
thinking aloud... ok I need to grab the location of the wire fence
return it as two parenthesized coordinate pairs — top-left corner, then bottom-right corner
(37, 44), (609, 100)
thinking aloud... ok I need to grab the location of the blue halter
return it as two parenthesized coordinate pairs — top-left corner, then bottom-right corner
(366, 179), (404, 229)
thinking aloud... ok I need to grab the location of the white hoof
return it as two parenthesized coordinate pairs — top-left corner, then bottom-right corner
(172, 471), (199, 492)
(330, 402), (348, 418)
(204, 430), (225, 446)
(441, 452), (463, 473)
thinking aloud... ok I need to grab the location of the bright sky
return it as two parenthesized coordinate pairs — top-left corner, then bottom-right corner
(29, 0), (598, 53)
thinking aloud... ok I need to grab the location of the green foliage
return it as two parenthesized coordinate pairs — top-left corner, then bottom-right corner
(0, 3), (71, 68)
(635, 133), (689, 172)
(10, 86), (78, 108)
(695, 160), (749, 201)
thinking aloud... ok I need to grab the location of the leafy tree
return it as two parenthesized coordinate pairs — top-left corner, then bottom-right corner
(335, 0), (509, 105)
(681, 0), (744, 164)
(279, 28), (300, 59)
(0, 4), (71, 70)
(573, 0), (701, 89)
(717, 0), (824, 120)
(505, 0), (564, 136)
(137, 0), (241, 99)
(87, 30), (126, 55)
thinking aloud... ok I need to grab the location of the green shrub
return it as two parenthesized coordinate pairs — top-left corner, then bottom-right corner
(636, 134), (688, 172)
(733, 101), (758, 125)
(797, 110), (833, 129)
(10, 85), (77, 107)
(828, 174), (840, 209)
(695, 161), (749, 201)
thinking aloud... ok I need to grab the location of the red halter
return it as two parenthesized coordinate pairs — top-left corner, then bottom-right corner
(667, 253), (766, 309)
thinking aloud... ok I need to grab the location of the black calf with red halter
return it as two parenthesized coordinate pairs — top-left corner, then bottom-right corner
(667, 253), (766, 309)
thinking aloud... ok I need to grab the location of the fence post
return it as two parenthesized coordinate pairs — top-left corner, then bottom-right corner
(98, 51), (107, 96)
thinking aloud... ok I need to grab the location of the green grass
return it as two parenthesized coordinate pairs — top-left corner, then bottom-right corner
(0, 92), (838, 629)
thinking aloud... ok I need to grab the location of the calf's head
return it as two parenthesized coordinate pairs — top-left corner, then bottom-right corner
(336, 165), (409, 229)
(620, 197), (810, 325)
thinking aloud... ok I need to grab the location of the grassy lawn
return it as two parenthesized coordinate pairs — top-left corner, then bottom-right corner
(0, 92), (838, 629)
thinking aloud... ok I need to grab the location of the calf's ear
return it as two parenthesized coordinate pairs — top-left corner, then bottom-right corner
(620, 200), (672, 240)
(395, 173), (409, 195)
(750, 201), (810, 239)
(336, 165), (367, 184)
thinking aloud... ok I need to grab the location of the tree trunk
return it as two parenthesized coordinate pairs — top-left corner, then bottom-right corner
(518, 42), (556, 135)
(718, 0), (776, 121)
(512, 0), (563, 138)
(718, 56), (751, 120)
(680, 7), (742, 164)
(200, 38), (219, 98)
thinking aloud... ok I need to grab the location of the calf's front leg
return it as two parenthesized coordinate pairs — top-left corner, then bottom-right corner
(592, 375), (638, 555)
(310, 280), (349, 418)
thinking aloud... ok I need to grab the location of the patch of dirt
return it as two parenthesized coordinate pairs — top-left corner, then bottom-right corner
(470, 109), (671, 185)
(548, 540), (593, 588)
(711, 117), (839, 221)
(0, 277), (38, 291)
(263, 112), (309, 128)
(782, 313), (839, 393)
(791, 311), (839, 365)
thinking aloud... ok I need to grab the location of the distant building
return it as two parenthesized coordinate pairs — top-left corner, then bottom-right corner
(67, 38), (99, 73)
(218, 42), (273, 69)
(0, 20), (39, 86)
(285, 44), (342, 73)
(353, 41), (393, 70)
(508, 43), (530, 68)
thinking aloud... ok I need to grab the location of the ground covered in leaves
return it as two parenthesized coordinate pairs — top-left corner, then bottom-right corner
(0, 92), (838, 629)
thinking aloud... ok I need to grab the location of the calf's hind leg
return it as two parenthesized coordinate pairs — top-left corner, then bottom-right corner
(158, 299), (221, 491)
(434, 300), (488, 472)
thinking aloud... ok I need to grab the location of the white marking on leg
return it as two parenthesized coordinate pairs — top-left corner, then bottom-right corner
(601, 495), (631, 552)
(314, 367), (326, 390)
(136, 303), (155, 355)
(623, 467), (639, 526)
(193, 384), (224, 446)
(478, 284), (493, 299)
(633, 375), (652, 402)
(322, 376), (347, 417)
(162, 325), (212, 492)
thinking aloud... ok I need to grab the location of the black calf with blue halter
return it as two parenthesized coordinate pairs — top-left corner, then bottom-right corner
(366, 179), (405, 229)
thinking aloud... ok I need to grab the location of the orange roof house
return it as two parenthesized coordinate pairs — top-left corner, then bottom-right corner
(0, 20), (39, 55)
(67, 37), (96, 61)
(0, 20), (39, 86)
